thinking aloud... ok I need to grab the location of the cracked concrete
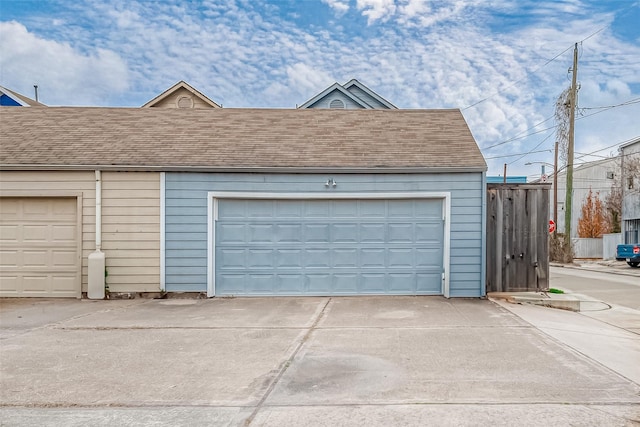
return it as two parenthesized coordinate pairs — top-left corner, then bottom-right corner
(1, 296), (639, 426)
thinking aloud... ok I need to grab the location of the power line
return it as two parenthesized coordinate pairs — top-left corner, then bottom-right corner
(579, 97), (640, 111)
(485, 148), (552, 160)
(482, 95), (640, 151)
(461, 21), (614, 112)
(508, 131), (555, 165)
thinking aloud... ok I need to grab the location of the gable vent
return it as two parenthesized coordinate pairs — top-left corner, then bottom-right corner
(329, 99), (345, 109)
(177, 96), (194, 108)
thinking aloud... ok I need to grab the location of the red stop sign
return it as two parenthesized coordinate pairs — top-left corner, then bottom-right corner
(549, 219), (556, 234)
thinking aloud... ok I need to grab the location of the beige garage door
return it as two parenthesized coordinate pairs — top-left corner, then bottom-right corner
(0, 197), (80, 297)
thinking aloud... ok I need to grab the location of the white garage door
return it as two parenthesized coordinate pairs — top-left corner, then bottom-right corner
(0, 198), (80, 297)
(214, 198), (445, 296)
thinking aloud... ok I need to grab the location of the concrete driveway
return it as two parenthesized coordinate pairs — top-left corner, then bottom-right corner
(1, 296), (639, 426)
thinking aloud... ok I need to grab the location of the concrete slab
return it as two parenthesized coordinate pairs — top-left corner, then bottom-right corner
(59, 298), (328, 329)
(0, 327), (303, 406)
(318, 296), (527, 328)
(495, 300), (640, 385)
(0, 298), (144, 339)
(2, 296), (639, 426)
(267, 325), (640, 405)
(0, 407), (251, 427)
(250, 404), (640, 427)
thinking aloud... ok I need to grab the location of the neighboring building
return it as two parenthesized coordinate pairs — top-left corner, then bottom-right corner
(552, 157), (619, 237)
(620, 138), (640, 244)
(0, 107), (487, 298)
(142, 80), (221, 109)
(298, 79), (396, 109)
(0, 85), (46, 107)
(486, 176), (527, 184)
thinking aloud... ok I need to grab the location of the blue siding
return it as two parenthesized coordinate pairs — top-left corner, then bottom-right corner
(165, 173), (485, 297)
(0, 94), (21, 106)
(346, 86), (389, 109)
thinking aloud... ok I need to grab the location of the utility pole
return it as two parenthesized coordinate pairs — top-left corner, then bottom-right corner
(554, 140), (559, 236)
(564, 43), (578, 249)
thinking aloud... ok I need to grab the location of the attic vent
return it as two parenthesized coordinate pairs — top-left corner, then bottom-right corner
(329, 99), (345, 109)
(606, 171), (614, 179)
(177, 96), (194, 109)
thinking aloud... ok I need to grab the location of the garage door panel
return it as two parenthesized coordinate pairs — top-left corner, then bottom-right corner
(332, 248), (357, 268)
(276, 249), (301, 268)
(304, 224), (330, 242)
(360, 223), (385, 242)
(416, 273), (442, 293)
(415, 199), (443, 217)
(215, 198), (444, 296)
(360, 273), (385, 292)
(361, 248), (385, 267)
(388, 249), (413, 268)
(0, 225), (18, 241)
(52, 225), (77, 242)
(249, 224), (273, 243)
(416, 248), (443, 267)
(52, 250), (77, 266)
(388, 200), (413, 217)
(388, 273), (414, 292)
(276, 200), (302, 217)
(303, 201), (330, 217)
(275, 224), (302, 242)
(1, 250), (19, 267)
(23, 250), (49, 267)
(333, 202), (358, 218)
(359, 200), (386, 217)
(334, 274), (357, 293)
(248, 201), (274, 218)
(331, 223), (358, 243)
(0, 197), (79, 297)
(23, 225), (49, 241)
(278, 274), (304, 292)
(247, 274), (274, 292)
(308, 274), (331, 292)
(416, 223), (443, 242)
(388, 223), (414, 242)
(304, 249), (330, 267)
(0, 275), (18, 292)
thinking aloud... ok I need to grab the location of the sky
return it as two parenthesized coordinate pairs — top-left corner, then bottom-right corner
(1, 0), (639, 178)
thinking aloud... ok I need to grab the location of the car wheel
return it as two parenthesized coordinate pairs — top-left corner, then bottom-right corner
(627, 262), (639, 268)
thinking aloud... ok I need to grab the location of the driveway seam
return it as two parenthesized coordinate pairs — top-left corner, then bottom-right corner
(243, 297), (332, 426)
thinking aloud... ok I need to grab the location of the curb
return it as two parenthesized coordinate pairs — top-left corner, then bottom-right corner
(550, 262), (640, 278)
(489, 292), (581, 312)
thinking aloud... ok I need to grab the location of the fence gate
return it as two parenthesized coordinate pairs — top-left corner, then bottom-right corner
(486, 184), (551, 292)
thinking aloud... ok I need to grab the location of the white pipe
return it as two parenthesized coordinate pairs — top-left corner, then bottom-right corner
(95, 170), (102, 250)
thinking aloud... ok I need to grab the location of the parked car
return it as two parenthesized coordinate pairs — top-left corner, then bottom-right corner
(616, 244), (640, 268)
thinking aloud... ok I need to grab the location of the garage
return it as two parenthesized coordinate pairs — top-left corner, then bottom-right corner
(212, 196), (446, 296)
(0, 197), (80, 297)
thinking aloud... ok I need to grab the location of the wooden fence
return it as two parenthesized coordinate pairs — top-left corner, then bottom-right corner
(487, 184), (551, 293)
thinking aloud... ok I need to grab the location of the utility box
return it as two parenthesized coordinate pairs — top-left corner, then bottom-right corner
(88, 250), (106, 299)
(486, 184), (551, 293)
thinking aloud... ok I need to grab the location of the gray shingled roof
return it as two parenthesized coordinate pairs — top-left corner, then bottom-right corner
(0, 107), (486, 171)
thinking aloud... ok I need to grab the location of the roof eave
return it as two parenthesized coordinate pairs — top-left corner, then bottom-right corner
(0, 164), (487, 174)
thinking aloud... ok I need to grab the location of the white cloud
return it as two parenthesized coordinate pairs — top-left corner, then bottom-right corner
(0, 21), (129, 105)
(356, 0), (397, 24)
(322, 0), (350, 15)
